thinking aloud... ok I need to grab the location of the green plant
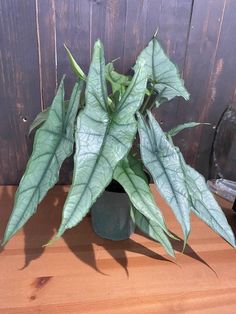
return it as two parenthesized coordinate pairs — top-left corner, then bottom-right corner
(1, 36), (235, 257)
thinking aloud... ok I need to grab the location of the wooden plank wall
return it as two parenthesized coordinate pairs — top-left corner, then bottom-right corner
(0, 0), (235, 184)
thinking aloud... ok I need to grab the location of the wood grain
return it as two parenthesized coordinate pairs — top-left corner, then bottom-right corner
(194, 0), (236, 178)
(0, 0), (41, 184)
(98, 0), (127, 73)
(175, 0), (236, 177)
(0, 185), (236, 313)
(36, 0), (57, 109)
(55, 0), (91, 96)
(147, 0), (193, 135)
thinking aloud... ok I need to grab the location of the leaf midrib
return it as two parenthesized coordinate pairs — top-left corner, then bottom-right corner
(11, 131), (66, 231)
(121, 165), (166, 232)
(142, 121), (189, 235)
(60, 69), (143, 231)
(61, 121), (111, 232)
(184, 166), (233, 240)
(9, 96), (73, 234)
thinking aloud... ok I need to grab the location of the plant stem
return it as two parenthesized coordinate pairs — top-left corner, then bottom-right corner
(140, 83), (156, 114)
(140, 94), (151, 114)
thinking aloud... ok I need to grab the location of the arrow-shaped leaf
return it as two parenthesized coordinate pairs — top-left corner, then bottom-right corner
(178, 153), (236, 247)
(131, 206), (175, 257)
(28, 106), (50, 135)
(28, 101), (70, 135)
(138, 111), (235, 248)
(135, 37), (189, 105)
(2, 78), (83, 245)
(114, 155), (175, 257)
(138, 111), (191, 245)
(55, 40), (147, 239)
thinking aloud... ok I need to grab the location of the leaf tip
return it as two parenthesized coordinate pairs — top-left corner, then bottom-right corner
(0, 239), (5, 247)
(165, 242), (176, 259)
(64, 44), (74, 61)
(182, 230), (190, 252)
(43, 235), (59, 247)
(61, 74), (66, 83)
(153, 26), (159, 38)
(226, 233), (236, 249)
(28, 128), (33, 137)
(170, 250), (176, 259)
(63, 42), (69, 51)
(184, 90), (190, 101)
(95, 39), (103, 49)
(1, 233), (9, 247)
(111, 57), (120, 64)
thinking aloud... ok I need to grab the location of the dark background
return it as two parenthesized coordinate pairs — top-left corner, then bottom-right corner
(0, 0), (236, 184)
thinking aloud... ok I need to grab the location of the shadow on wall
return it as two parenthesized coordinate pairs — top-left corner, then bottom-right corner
(0, 186), (228, 275)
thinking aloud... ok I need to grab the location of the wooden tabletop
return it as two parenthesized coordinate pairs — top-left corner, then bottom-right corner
(0, 185), (236, 313)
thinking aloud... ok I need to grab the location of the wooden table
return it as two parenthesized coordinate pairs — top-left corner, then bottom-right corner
(0, 185), (236, 313)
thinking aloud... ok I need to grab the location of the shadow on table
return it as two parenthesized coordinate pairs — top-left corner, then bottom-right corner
(1, 186), (229, 276)
(135, 228), (217, 275)
(63, 225), (173, 276)
(171, 233), (218, 276)
(21, 187), (61, 269)
(0, 186), (15, 254)
(21, 187), (172, 275)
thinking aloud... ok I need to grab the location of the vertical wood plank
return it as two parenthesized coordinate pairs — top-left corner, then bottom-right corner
(174, 0), (236, 177)
(37, 0), (57, 109)
(102, 0), (127, 72)
(195, 0), (236, 177)
(147, 0), (193, 132)
(89, 0), (106, 55)
(122, 0), (193, 130)
(54, 0), (91, 183)
(122, 0), (148, 73)
(55, 0), (91, 97)
(0, 0), (41, 184)
(89, 0), (127, 72)
(123, 0), (192, 71)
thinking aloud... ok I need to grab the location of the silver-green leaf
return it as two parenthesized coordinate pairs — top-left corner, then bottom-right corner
(178, 153), (236, 247)
(135, 37), (189, 104)
(131, 206), (175, 257)
(55, 40), (147, 239)
(138, 111), (191, 245)
(28, 101), (70, 135)
(114, 155), (175, 257)
(138, 111), (235, 248)
(64, 44), (86, 81)
(105, 62), (130, 96)
(168, 122), (210, 137)
(28, 107), (50, 135)
(2, 78), (83, 245)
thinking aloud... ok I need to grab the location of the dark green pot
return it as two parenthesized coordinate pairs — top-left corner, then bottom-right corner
(91, 187), (135, 241)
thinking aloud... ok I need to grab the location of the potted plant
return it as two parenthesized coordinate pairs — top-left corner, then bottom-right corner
(1, 36), (235, 258)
